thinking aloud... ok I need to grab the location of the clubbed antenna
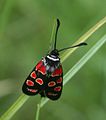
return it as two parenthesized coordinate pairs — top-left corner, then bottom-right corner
(54, 19), (60, 50)
(58, 42), (87, 52)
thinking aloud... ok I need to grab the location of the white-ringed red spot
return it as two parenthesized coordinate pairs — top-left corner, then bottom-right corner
(38, 66), (46, 75)
(57, 77), (62, 84)
(35, 78), (43, 85)
(27, 88), (37, 93)
(54, 86), (61, 91)
(48, 81), (56, 87)
(51, 67), (62, 77)
(26, 80), (34, 86)
(30, 71), (36, 79)
(36, 61), (46, 75)
(36, 61), (42, 70)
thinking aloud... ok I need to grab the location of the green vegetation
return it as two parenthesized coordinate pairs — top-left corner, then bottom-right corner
(0, 0), (106, 120)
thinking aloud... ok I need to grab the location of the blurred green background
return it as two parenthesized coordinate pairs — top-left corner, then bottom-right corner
(0, 0), (106, 120)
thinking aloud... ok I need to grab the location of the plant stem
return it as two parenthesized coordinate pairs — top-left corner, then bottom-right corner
(49, 19), (57, 51)
(35, 104), (40, 120)
(35, 34), (106, 108)
(35, 98), (44, 120)
(61, 16), (106, 62)
(0, 94), (29, 120)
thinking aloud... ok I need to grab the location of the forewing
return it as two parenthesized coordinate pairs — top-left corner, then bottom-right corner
(22, 60), (47, 96)
(45, 64), (63, 100)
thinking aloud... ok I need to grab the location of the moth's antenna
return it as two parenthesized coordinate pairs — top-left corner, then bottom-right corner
(54, 19), (60, 50)
(58, 42), (87, 52)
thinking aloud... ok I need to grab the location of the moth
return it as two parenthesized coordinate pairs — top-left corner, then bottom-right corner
(22, 19), (87, 100)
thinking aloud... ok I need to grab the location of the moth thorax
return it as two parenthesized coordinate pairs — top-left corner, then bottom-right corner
(46, 55), (60, 62)
(43, 56), (60, 73)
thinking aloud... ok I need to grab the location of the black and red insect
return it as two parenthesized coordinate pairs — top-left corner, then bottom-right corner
(22, 19), (87, 100)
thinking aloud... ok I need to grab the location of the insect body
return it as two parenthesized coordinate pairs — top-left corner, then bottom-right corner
(22, 19), (87, 100)
(22, 49), (63, 100)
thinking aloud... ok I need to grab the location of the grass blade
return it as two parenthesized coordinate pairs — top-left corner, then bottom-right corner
(0, 95), (29, 120)
(39, 34), (106, 108)
(63, 34), (106, 85)
(61, 16), (106, 62)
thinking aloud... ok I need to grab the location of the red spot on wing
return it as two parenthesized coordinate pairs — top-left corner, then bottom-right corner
(36, 60), (46, 75)
(54, 86), (61, 91)
(51, 66), (62, 77)
(36, 61), (43, 70)
(30, 71), (36, 79)
(38, 65), (46, 75)
(57, 77), (62, 84)
(26, 80), (34, 86)
(36, 78), (43, 85)
(48, 81), (56, 87)
(27, 88), (37, 93)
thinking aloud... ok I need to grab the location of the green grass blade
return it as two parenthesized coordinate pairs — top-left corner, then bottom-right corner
(35, 98), (44, 120)
(61, 16), (106, 62)
(40, 34), (106, 108)
(0, 94), (29, 120)
(48, 19), (57, 51)
(35, 34), (106, 119)
(63, 34), (106, 85)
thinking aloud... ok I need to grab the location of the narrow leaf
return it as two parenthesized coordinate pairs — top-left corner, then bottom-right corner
(40, 34), (106, 108)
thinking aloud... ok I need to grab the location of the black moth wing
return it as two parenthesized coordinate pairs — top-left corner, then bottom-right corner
(22, 60), (47, 96)
(45, 64), (63, 100)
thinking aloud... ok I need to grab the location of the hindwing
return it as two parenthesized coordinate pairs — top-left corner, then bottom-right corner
(45, 64), (63, 100)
